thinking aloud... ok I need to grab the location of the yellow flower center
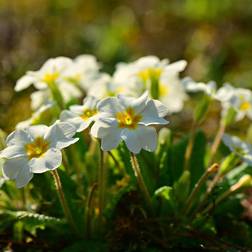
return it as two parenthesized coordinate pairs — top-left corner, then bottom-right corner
(240, 101), (251, 111)
(43, 72), (60, 84)
(80, 109), (97, 121)
(137, 67), (162, 82)
(25, 137), (49, 160)
(116, 108), (142, 129)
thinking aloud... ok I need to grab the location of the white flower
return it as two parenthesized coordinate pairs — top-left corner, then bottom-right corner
(86, 74), (113, 99)
(216, 85), (252, 122)
(215, 83), (235, 103)
(15, 57), (73, 91)
(17, 103), (54, 129)
(61, 54), (101, 91)
(15, 57), (82, 108)
(112, 56), (187, 113)
(182, 77), (217, 98)
(0, 122), (78, 188)
(60, 96), (99, 132)
(222, 134), (252, 165)
(90, 91), (169, 154)
(229, 88), (252, 121)
(31, 90), (52, 111)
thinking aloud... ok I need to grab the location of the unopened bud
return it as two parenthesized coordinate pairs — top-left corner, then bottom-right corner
(231, 175), (252, 192)
(207, 163), (219, 173)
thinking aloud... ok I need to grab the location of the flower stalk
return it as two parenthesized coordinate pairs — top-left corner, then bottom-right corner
(51, 170), (78, 234)
(183, 163), (219, 216)
(201, 175), (252, 215)
(98, 147), (106, 229)
(208, 121), (226, 164)
(184, 121), (196, 170)
(130, 152), (153, 211)
(85, 182), (98, 238)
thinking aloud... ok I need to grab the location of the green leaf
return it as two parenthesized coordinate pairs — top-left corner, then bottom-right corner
(189, 130), (207, 189)
(154, 132), (188, 189)
(173, 170), (191, 206)
(0, 210), (64, 236)
(153, 186), (176, 215)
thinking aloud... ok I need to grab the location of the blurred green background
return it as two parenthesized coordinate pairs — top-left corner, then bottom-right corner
(0, 0), (252, 132)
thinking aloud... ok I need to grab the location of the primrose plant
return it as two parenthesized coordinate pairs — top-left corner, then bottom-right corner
(1, 54), (252, 250)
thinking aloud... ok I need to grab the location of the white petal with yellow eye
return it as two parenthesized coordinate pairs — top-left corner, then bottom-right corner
(29, 148), (62, 173)
(62, 110), (95, 132)
(27, 125), (49, 140)
(117, 91), (149, 113)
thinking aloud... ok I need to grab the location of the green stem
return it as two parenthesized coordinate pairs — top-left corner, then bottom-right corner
(85, 183), (98, 239)
(183, 163), (219, 216)
(98, 148), (106, 229)
(208, 121), (226, 165)
(48, 81), (65, 109)
(184, 121), (197, 170)
(200, 175), (252, 216)
(130, 152), (153, 211)
(201, 182), (241, 215)
(51, 170), (78, 234)
(69, 146), (84, 196)
(108, 151), (125, 173)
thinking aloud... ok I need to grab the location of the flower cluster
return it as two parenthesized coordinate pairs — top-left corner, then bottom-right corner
(1, 54), (252, 247)
(2, 54), (252, 189)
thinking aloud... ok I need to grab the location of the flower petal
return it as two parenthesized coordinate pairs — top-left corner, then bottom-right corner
(15, 75), (35, 92)
(82, 96), (98, 109)
(152, 100), (169, 117)
(6, 129), (31, 146)
(69, 105), (85, 115)
(45, 122), (79, 149)
(117, 91), (149, 113)
(0, 145), (26, 159)
(97, 97), (124, 115)
(90, 118), (118, 138)
(29, 148), (62, 173)
(100, 128), (122, 151)
(15, 166), (33, 188)
(163, 60), (187, 73)
(2, 157), (28, 180)
(27, 125), (49, 139)
(121, 126), (157, 154)
(60, 111), (88, 132)
(140, 100), (169, 126)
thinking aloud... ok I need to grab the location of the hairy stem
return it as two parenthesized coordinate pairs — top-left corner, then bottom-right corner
(183, 163), (219, 216)
(51, 170), (78, 234)
(209, 121), (226, 164)
(85, 183), (98, 239)
(130, 152), (153, 211)
(184, 122), (197, 170)
(98, 148), (106, 229)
